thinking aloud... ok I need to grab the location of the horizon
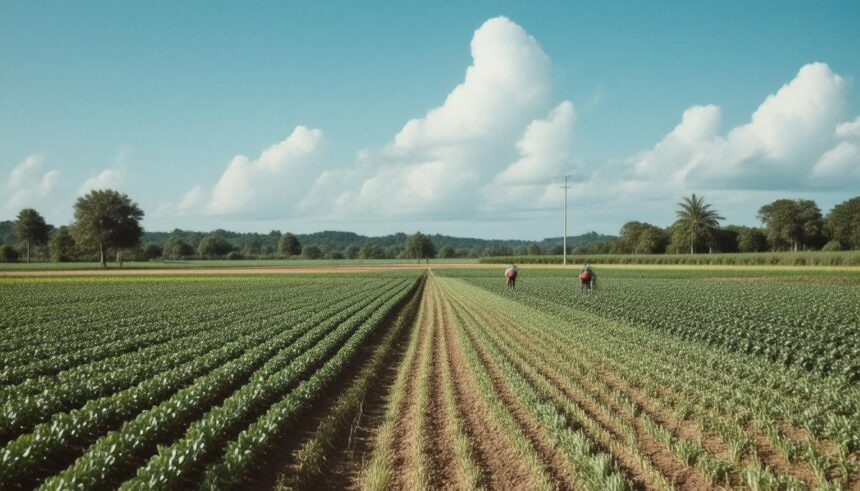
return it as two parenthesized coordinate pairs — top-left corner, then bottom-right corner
(2, 2), (859, 240)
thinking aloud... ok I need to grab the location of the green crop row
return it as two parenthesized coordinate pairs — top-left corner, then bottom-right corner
(479, 250), (860, 266)
(447, 268), (860, 381)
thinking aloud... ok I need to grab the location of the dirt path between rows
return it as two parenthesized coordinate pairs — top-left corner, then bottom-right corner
(424, 284), (462, 489)
(437, 286), (540, 490)
(388, 284), (433, 490)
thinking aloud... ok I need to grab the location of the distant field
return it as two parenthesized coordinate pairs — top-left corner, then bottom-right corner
(1, 267), (857, 489)
(0, 257), (477, 271)
(481, 250), (860, 266)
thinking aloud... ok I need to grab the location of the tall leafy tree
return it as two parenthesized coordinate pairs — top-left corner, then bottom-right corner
(405, 231), (436, 261)
(826, 196), (860, 250)
(197, 234), (233, 258)
(162, 237), (194, 259)
(758, 199), (823, 251)
(278, 233), (302, 257)
(735, 227), (769, 252)
(49, 226), (77, 262)
(634, 226), (669, 254)
(673, 194), (724, 254)
(71, 190), (144, 267)
(14, 208), (50, 262)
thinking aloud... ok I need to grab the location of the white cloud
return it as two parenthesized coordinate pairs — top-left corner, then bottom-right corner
(1, 155), (61, 213)
(603, 62), (859, 198)
(813, 142), (860, 179)
(302, 16), (563, 219)
(493, 101), (576, 185)
(483, 101), (577, 211)
(78, 168), (126, 196)
(178, 125), (324, 216)
(836, 116), (860, 141)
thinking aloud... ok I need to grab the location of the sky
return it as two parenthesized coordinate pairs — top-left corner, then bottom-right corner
(2, 1), (860, 240)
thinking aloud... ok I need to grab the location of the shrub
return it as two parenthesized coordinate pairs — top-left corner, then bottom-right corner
(0, 245), (20, 262)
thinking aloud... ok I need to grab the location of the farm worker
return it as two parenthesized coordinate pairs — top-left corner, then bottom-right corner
(579, 260), (596, 291)
(505, 264), (518, 289)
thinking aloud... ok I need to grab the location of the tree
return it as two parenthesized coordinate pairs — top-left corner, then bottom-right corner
(278, 233), (302, 257)
(484, 245), (513, 257)
(709, 227), (740, 253)
(241, 237), (263, 257)
(758, 199), (823, 251)
(141, 243), (163, 260)
(162, 237), (194, 259)
(0, 244), (19, 262)
(359, 243), (385, 259)
(528, 244), (543, 256)
(14, 208), (50, 262)
(71, 190), (144, 267)
(197, 234), (233, 258)
(301, 244), (323, 259)
(404, 232), (436, 261)
(634, 226), (669, 254)
(826, 197), (860, 249)
(736, 227), (769, 252)
(344, 245), (360, 259)
(617, 221), (667, 254)
(673, 194), (724, 254)
(618, 221), (648, 253)
(437, 245), (456, 258)
(49, 226), (77, 262)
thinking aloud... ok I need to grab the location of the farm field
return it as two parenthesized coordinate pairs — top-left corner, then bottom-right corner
(0, 267), (858, 490)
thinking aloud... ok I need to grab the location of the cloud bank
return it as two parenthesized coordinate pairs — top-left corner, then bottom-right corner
(8, 16), (859, 234)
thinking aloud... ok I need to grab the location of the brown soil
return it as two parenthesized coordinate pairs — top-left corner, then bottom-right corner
(438, 285), (541, 490)
(242, 279), (424, 490)
(388, 285), (434, 490)
(423, 285), (463, 489)
(457, 292), (716, 490)
(451, 300), (578, 490)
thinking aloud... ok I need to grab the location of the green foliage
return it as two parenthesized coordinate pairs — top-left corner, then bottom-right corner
(821, 240), (843, 252)
(673, 194), (724, 254)
(479, 250), (860, 266)
(404, 231), (436, 260)
(528, 243), (543, 256)
(14, 208), (50, 262)
(0, 244), (19, 262)
(359, 243), (385, 259)
(197, 234), (233, 258)
(735, 226), (769, 253)
(49, 226), (77, 262)
(758, 199), (825, 251)
(278, 233), (302, 257)
(301, 244), (323, 259)
(162, 237), (194, 259)
(437, 245), (456, 258)
(826, 196), (860, 250)
(71, 190), (144, 266)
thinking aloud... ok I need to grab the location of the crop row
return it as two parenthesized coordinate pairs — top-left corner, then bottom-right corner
(454, 269), (860, 381)
(0, 273), (421, 489)
(440, 275), (859, 488)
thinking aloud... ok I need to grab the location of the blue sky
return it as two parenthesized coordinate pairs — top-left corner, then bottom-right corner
(2, 1), (859, 239)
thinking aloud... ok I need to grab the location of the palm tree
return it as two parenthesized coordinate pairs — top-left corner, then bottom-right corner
(674, 194), (724, 254)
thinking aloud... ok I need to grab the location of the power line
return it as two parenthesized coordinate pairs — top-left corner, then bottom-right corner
(560, 175), (572, 266)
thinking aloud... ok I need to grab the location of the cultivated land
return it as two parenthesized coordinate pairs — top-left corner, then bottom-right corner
(0, 266), (858, 490)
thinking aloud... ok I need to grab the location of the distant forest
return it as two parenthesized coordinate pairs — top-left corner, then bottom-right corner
(2, 192), (858, 263)
(0, 220), (613, 261)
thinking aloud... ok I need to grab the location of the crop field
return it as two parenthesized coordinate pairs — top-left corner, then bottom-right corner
(1, 267), (858, 490)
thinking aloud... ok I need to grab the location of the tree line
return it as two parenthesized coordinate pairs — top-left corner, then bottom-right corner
(0, 189), (443, 265)
(3, 189), (858, 264)
(578, 194), (860, 255)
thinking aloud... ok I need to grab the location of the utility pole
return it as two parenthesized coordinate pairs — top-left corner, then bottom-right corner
(561, 175), (571, 266)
